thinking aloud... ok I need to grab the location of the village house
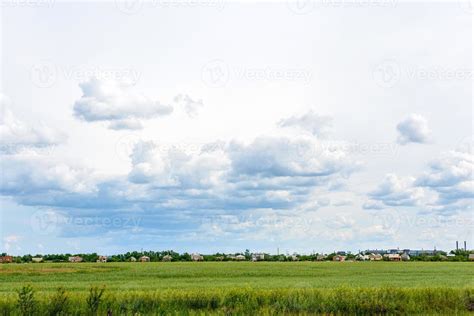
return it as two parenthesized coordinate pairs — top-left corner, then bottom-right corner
(333, 255), (346, 262)
(68, 256), (83, 263)
(369, 253), (383, 261)
(252, 253), (265, 262)
(356, 254), (369, 261)
(0, 256), (13, 263)
(129, 256), (137, 262)
(469, 254), (474, 261)
(191, 253), (204, 261)
(315, 254), (326, 261)
(234, 254), (246, 261)
(97, 256), (107, 263)
(385, 254), (401, 261)
(32, 257), (43, 263)
(162, 255), (172, 262)
(139, 256), (150, 262)
(401, 253), (410, 261)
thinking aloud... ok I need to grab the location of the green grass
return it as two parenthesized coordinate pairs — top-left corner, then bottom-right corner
(0, 262), (473, 314)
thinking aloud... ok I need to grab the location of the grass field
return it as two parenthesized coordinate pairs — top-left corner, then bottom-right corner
(0, 262), (473, 314)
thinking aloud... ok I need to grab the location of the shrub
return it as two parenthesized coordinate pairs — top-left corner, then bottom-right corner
(17, 285), (36, 316)
(48, 287), (69, 316)
(86, 286), (105, 315)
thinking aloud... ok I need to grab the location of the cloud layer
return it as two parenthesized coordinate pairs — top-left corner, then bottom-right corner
(1, 95), (65, 153)
(73, 79), (173, 130)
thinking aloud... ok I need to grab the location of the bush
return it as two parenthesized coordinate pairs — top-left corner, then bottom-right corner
(17, 285), (36, 316)
(86, 286), (105, 315)
(48, 287), (69, 316)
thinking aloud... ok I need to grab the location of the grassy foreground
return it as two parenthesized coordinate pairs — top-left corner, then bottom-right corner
(0, 262), (473, 314)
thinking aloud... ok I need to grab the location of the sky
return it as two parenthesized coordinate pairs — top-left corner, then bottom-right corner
(0, 0), (472, 256)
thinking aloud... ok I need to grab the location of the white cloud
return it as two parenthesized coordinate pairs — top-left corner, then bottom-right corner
(174, 94), (204, 118)
(367, 174), (426, 207)
(366, 149), (473, 214)
(0, 155), (97, 197)
(3, 235), (21, 252)
(73, 78), (173, 129)
(278, 111), (332, 137)
(0, 95), (65, 153)
(396, 114), (431, 145)
(415, 149), (473, 213)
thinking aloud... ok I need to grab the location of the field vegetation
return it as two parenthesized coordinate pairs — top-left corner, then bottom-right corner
(0, 262), (472, 315)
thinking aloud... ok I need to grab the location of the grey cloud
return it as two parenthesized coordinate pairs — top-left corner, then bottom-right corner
(396, 114), (431, 145)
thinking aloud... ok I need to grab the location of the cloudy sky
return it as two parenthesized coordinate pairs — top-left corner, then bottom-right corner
(0, 0), (472, 255)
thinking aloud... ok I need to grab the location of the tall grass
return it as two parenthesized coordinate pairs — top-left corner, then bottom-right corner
(0, 287), (472, 315)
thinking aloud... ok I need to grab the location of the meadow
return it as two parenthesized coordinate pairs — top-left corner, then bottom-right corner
(0, 262), (473, 315)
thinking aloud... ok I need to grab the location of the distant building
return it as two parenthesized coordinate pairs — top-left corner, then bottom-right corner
(97, 256), (107, 263)
(315, 254), (326, 261)
(469, 254), (474, 261)
(0, 256), (13, 263)
(401, 253), (410, 261)
(365, 249), (387, 255)
(369, 253), (383, 261)
(356, 254), (369, 261)
(191, 253), (204, 261)
(235, 254), (246, 261)
(408, 250), (436, 256)
(251, 253), (265, 262)
(32, 257), (43, 263)
(333, 255), (346, 262)
(385, 254), (401, 261)
(68, 256), (83, 263)
(291, 255), (299, 261)
(162, 255), (172, 262)
(129, 256), (137, 262)
(139, 256), (150, 262)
